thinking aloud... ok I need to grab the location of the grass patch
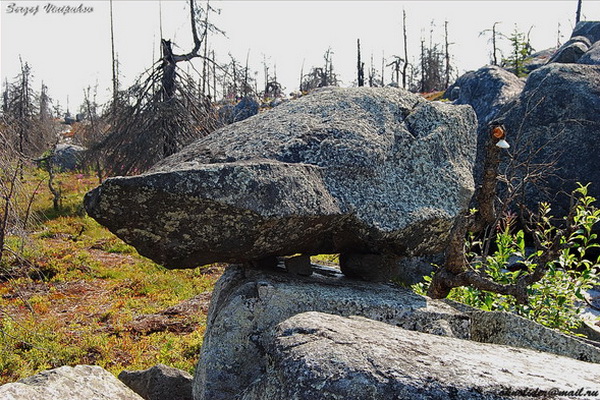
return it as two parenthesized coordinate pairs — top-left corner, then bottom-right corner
(0, 167), (223, 384)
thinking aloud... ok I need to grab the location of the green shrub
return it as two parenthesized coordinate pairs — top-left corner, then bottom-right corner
(414, 184), (600, 334)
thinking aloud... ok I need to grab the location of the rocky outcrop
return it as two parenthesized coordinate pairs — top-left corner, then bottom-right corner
(579, 41), (600, 65)
(444, 65), (524, 127)
(193, 265), (471, 400)
(85, 87), (477, 275)
(0, 365), (143, 400)
(494, 62), (600, 216)
(118, 364), (193, 400)
(193, 265), (600, 400)
(444, 65), (524, 183)
(548, 36), (591, 64)
(547, 22), (600, 66)
(240, 312), (600, 400)
(572, 21), (600, 46)
(218, 95), (260, 124)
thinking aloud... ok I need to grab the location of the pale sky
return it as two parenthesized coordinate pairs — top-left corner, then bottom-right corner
(1, 0), (598, 112)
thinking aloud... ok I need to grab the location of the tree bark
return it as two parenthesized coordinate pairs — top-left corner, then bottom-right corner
(357, 39), (364, 87)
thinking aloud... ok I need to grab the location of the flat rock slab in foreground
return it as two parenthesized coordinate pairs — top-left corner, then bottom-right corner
(194, 265), (600, 400)
(85, 87), (476, 269)
(242, 312), (600, 400)
(194, 265), (471, 400)
(0, 365), (143, 400)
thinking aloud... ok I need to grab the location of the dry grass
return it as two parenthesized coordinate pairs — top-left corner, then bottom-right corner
(0, 168), (223, 384)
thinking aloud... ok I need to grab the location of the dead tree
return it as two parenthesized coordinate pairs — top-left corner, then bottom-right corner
(387, 56), (402, 87)
(401, 9), (409, 89)
(480, 22), (502, 66)
(444, 20), (452, 88)
(92, 0), (221, 176)
(357, 39), (365, 87)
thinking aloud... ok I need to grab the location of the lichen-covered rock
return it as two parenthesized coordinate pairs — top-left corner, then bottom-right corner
(495, 63), (600, 216)
(444, 65), (524, 127)
(548, 36), (591, 64)
(0, 365), (143, 400)
(469, 310), (600, 364)
(579, 41), (600, 65)
(193, 265), (471, 400)
(571, 21), (600, 46)
(85, 87), (477, 270)
(118, 364), (193, 400)
(444, 65), (524, 184)
(240, 312), (600, 400)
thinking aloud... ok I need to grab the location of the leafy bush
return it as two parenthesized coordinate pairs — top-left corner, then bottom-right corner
(414, 184), (600, 334)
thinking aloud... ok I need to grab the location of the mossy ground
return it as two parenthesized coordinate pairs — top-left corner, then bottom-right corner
(0, 168), (223, 384)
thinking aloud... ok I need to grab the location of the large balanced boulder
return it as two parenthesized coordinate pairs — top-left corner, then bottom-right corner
(0, 365), (143, 400)
(495, 63), (600, 216)
(240, 312), (600, 400)
(85, 87), (477, 270)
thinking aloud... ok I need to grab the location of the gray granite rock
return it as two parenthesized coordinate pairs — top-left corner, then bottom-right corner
(85, 87), (477, 272)
(240, 312), (600, 400)
(50, 143), (86, 171)
(218, 95), (260, 125)
(118, 364), (193, 400)
(495, 63), (600, 216)
(0, 365), (143, 400)
(444, 65), (524, 127)
(579, 41), (600, 65)
(192, 265), (471, 400)
(444, 66), (524, 185)
(469, 310), (600, 363)
(571, 21), (600, 46)
(548, 36), (590, 64)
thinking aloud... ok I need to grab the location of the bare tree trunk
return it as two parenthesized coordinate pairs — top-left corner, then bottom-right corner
(444, 20), (451, 88)
(110, 0), (118, 115)
(357, 39), (365, 87)
(492, 22), (499, 66)
(244, 50), (250, 96)
(161, 39), (178, 157)
(420, 38), (425, 92)
(381, 52), (385, 87)
(212, 50), (217, 100)
(299, 59), (304, 92)
(402, 9), (409, 89)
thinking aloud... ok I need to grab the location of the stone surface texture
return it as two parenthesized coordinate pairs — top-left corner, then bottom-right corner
(495, 62), (600, 216)
(579, 41), (600, 65)
(239, 312), (600, 400)
(118, 364), (193, 400)
(85, 87), (477, 269)
(548, 36), (590, 64)
(444, 65), (524, 185)
(571, 21), (600, 46)
(192, 265), (471, 400)
(192, 265), (600, 400)
(469, 310), (600, 364)
(0, 365), (143, 400)
(51, 143), (86, 171)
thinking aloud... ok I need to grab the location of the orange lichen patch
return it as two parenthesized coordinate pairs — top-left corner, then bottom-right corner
(492, 125), (506, 139)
